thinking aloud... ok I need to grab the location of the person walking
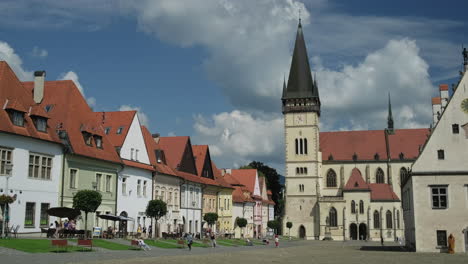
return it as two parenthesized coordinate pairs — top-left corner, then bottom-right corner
(210, 233), (217, 248)
(275, 235), (279, 248)
(380, 235), (384, 246)
(186, 233), (193, 251)
(148, 225), (152, 238)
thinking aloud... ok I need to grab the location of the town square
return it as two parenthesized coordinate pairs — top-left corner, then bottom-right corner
(0, 0), (468, 263)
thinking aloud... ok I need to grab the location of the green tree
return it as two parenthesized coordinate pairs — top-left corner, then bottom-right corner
(286, 222), (293, 238)
(72, 190), (102, 238)
(203, 213), (218, 229)
(236, 217), (247, 237)
(267, 220), (280, 234)
(146, 200), (167, 238)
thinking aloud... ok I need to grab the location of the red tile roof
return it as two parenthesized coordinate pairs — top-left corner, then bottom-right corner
(230, 169), (257, 194)
(439, 84), (449, 91)
(343, 168), (369, 191)
(320, 129), (428, 161)
(29, 105), (50, 119)
(122, 159), (155, 171)
(192, 145), (208, 177)
(157, 136), (190, 169)
(141, 125), (178, 177)
(369, 184), (400, 201)
(94, 111), (136, 147)
(22, 79), (121, 164)
(0, 62), (61, 144)
(211, 162), (233, 189)
(432, 97), (441, 105)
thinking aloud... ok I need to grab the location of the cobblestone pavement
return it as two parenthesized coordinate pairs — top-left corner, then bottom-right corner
(2, 240), (467, 264)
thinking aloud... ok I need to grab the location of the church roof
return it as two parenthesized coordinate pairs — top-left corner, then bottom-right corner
(282, 21), (319, 100)
(343, 168), (369, 191)
(369, 184), (400, 201)
(320, 128), (429, 162)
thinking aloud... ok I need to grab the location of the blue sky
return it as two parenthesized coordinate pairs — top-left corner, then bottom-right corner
(0, 0), (467, 173)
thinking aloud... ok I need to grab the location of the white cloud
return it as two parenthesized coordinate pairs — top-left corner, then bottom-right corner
(0, 41), (33, 81)
(31, 46), (48, 58)
(192, 110), (284, 168)
(60, 71), (84, 94)
(119, 105), (150, 127)
(168, 131), (176, 137)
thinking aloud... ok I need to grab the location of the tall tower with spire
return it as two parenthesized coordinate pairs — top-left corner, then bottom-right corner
(282, 20), (321, 240)
(387, 93), (394, 134)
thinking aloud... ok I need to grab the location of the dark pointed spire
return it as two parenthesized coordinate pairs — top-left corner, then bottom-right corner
(281, 19), (320, 114)
(282, 75), (287, 98)
(387, 93), (394, 134)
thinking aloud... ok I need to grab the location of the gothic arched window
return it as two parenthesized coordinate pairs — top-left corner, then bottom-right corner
(300, 139), (303, 154)
(396, 210), (400, 229)
(326, 169), (337, 187)
(329, 207), (337, 227)
(304, 138), (308, 154)
(296, 167), (300, 175)
(359, 200), (364, 214)
(295, 139), (299, 155)
(304, 167), (308, 174)
(400, 167), (408, 185)
(351, 200), (356, 214)
(376, 168), (385, 183)
(386, 210), (392, 229)
(373, 210), (380, 229)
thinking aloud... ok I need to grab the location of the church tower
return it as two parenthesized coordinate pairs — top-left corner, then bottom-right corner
(282, 20), (321, 239)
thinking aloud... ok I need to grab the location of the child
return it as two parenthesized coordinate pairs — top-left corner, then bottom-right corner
(275, 235), (279, 248)
(186, 233), (193, 251)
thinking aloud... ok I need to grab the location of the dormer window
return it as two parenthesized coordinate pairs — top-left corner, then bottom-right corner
(94, 135), (103, 149)
(10, 110), (24, 127)
(33, 117), (47, 132)
(116, 127), (123, 134)
(104, 127), (111, 135)
(82, 132), (93, 146)
(374, 153), (380, 161)
(399, 152), (405, 160)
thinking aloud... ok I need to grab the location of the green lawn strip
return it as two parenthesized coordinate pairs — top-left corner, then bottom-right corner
(159, 238), (209, 248)
(217, 239), (239, 247)
(144, 240), (179, 249)
(69, 239), (134, 250)
(0, 239), (82, 253)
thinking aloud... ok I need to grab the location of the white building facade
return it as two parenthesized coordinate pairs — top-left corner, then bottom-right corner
(180, 181), (202, 235)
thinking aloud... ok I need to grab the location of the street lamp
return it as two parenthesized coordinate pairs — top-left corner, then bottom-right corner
(2, 163), (13, 238)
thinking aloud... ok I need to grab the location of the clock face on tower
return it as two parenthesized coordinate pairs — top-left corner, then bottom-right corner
(295, 114), (305, 125)
(461, 98), (468, 114)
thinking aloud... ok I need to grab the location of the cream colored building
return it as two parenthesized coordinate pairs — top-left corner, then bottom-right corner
(403, 64), (468, 253)
(282, 21), (428, 241)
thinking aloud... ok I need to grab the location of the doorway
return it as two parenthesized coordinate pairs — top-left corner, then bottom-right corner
(299, 225), (306, 239)
(358, 223), (367, 240)
(349, 223), (357, 240)
(464, 229), (468, 253)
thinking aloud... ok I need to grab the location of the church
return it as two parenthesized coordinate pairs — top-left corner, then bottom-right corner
(282, 20), (429, 241)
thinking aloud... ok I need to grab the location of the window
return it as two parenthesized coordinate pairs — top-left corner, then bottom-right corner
(131, 148), (134, 160)
(300, 167), (303, 174)
(29, 154), (52, 180)
(25, 202), (35, 227)
(373, 211), (380, 229)
(304, 167), (308, 174)
(135, 149), (139, 161)
(181, 187), (186, 207)
(296, 167), (300, 174)
(400, 167), (408, 185)
(299, 184), (304, 192)
(329, 207), (337, 227)
(82, 132), (93, 146)
(143, 181), (147, 197)
(295, 139), (298, 155)
(304, 138), (308, 154)
(69, 169), (77, 189)
(0, 147), (12, 175)
(94, 136), (103, 148)
(137, 180), (142, 196)
(386, 210), (392, 229)
(326, 169), (337, 187)
(376, 168), (385, 183)
(96, 173), (102, 191)
(431, 186), (448, 209)
(105, 175), (111, 192)
(161, 191), (165, 201)
(104, 127), (111, 134)
(11, 110), (24, 126)
(122, 177), (127, 195)
(396, 210), (400, 229)
(436, 230), (447, 247)
(359, 200), (364, 214)
(116, 127), (123, 134)
(34, 117), (47, 132)
(351, 200), (356, 214)
(40, 203), (49, 227)
(452, 124), (459, 134)
(437, 150), (445, 160)
(299, 139), (303, 154)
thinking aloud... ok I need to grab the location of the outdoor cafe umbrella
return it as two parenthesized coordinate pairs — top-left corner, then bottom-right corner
(47, 207), (81, 219)
(98, 214), (135, 222)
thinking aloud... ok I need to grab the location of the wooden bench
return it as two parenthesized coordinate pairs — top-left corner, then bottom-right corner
(77, 239), (93, 251)
(131, 239), (141, 250)
(51, 239), (68, 252)
(177, 239), (186, 248)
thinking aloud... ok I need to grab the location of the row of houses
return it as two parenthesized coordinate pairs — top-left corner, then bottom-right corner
(0, 61), (274, 238)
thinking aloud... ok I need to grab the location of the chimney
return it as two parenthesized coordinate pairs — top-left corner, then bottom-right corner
(431, 97), (441, 126)
(33, 71), (46, 104)
(152, 133), (160, 144)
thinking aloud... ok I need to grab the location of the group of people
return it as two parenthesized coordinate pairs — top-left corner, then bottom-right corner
(48, 219), (76, 238)
(136, 224), (151, 238)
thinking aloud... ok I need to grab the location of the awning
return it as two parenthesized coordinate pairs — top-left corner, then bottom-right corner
(98, 214), (134, 221)
(47, 207), (81, 219)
